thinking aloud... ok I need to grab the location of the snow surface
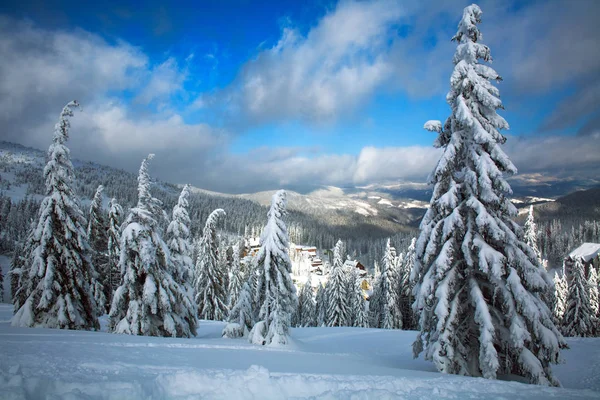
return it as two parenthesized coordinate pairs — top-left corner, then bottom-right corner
(377, 198), (393, 207)
(0, 304), (599, 399)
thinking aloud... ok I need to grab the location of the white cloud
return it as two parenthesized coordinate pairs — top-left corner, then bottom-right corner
(0, 16), (147, 124)
(1, 6), (598, 194)
(208, 0), (404, 124)
(353, 146), (441, 183)
(135, 58), (187, 107)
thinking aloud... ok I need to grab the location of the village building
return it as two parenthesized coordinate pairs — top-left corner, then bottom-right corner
(564, 242), (600, 279)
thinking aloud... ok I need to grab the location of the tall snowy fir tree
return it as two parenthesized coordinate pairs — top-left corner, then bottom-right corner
(349, 266), (369, 328)
(552, 271), (567, 328)
(588, 268), (599, 320)
(0, 265), (3, 302)
(194, 208), (228, 321)
(301, 280), (317, 327)
(87, 185), (108, 313)
(223, 281), (254, 338)
(108, 155), (193, 337)
(380, 239), (401, 329)
(295, 277), (316, 327)
(12, 101), (99, 330)
(562, 258), (596, 337)
(106, 198), (123, 304)
(10, 232), (33, 312)
(165, 184), (198, 337)
(369, 270), (382, 328)
(524, 206), (542, 266)
(315, 283), (327, 327)
(248, 190), (297, 346)
(227, 243), (244, 311)
(326, 240), (350, 327)
(401, 237), (417, 329)
(411, 5), (565, 385)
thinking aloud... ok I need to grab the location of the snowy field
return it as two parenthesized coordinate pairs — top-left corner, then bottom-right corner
(0, 305), (598, 399)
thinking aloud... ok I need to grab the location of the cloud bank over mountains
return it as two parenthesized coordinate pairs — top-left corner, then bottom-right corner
(0, 1), (598, 194)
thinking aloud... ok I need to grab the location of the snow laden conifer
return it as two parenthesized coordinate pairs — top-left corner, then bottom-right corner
(562, 259), (596, 337)
(380, 239), (401, 329)
(108, 155), (192, 337)
(194, 209), (228, 321)
(12, 101), (99, 330)
(223, 281), (254, 338)
(524, 206), (543, 267)
(301, 280), (317, 327)
(349, 266), (369, 328)
(401, 238), (417, 329)
(88, 185), (108, 314)
(296, 276), (316, 327)
(412, 5), (565, 385)
(552, 271), (567, 327)
(326, 240), (350, 327)
(588, 268), (599, 321)
(10, 232), (33, 312)
(227, 243), (244, 311)
(315, 283), (327, 327)
(249, 190), (297, 346)
(165, 184), (198, 337)
(106, 198), (123, 303)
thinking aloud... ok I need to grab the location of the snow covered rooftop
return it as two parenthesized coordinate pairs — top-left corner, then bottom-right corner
(568, 243), (600, 262)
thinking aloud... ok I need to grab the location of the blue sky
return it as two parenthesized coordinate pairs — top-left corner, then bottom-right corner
(0, 0), (598, 193)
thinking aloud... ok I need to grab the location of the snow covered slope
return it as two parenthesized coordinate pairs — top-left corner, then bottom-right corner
(0, 304), (598, 399)
(240, 186), (426, 226)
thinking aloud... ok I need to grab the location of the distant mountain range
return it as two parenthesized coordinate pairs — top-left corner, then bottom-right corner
(1, 140), (598, 230)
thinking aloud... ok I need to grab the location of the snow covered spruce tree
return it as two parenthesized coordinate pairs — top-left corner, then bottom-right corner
(194, 208), (228, 321)
(295, 276), (316, 327)
(88, 185), (108, 313)
(552, 271), (567, 327)
(326, 240), (350, 327)
(315, 282), (327, 326)
(106, 198), (123, 303)
(109, 155), (194, 337)
(401, 237), (417, 329)
(524, 206), (542, 263)
(381, 239), (401, 329)
(371, 239), (401, 329)
(10, 232), (33, 312)
(227, 243), (244, 311)
(12, 101), (99, 330)
(562, 258), (596, 337)
(349, 266), (369, 328)
(248, 190), (297, 346)
(588, 266), (600, 318)
(412, 5), (565, 385)
(223, 281), (254, 338)
(589, 268), (599, 319)
(165, 184), (198, 337)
